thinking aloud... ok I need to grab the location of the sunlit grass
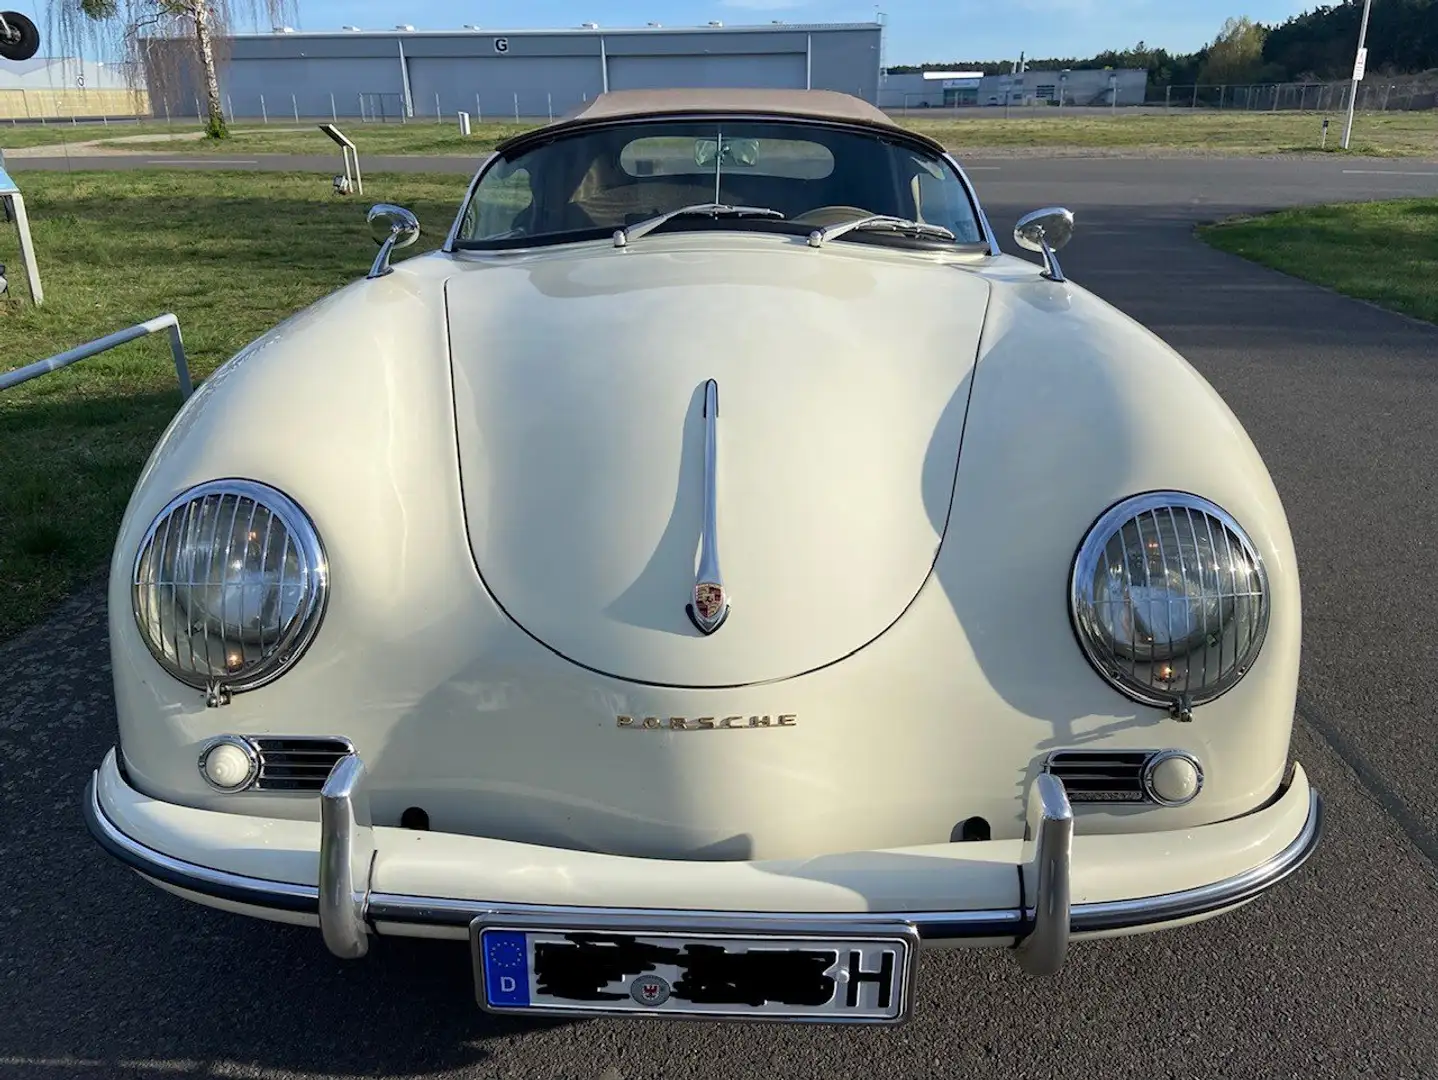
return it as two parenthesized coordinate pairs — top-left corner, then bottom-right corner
(0, 170), (470, 640)
(12, 109), (1431, 158)
(1200, 197), (1438, 324)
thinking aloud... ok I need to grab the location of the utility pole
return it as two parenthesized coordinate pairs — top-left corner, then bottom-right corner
(1341, 0), (1373, 150)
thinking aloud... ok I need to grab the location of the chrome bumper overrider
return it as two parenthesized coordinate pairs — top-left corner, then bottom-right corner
(84, 752), (1323, 977)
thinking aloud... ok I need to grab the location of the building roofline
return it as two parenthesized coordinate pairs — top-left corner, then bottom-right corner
(233, 22), (882, 39)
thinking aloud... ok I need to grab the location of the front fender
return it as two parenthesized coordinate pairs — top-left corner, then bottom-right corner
(928, 259), (1301, 813)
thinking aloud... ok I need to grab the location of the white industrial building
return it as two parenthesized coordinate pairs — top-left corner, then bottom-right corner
(0, 55), (133, 90)
(879, 67), (1148, 109)
(143, 22), (885, 121)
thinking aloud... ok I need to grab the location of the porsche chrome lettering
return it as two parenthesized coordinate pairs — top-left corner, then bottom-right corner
(616, 714), (797, 730)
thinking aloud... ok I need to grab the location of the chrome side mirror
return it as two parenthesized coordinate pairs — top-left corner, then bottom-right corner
(1014, 207), (1075, 283)
(366, 203), (420, 279)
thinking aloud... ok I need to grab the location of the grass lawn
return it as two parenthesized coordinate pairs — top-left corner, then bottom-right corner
(1199, 198), (1438, 325)
(0, 119), (202, 149)
(7, 109), (1437, 158)
(0, 169), (470, 642)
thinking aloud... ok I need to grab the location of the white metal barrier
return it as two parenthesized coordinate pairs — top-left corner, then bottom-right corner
(0, 154), (42, 305)
(319, 124), (363, 196)
(0, 313), (194, 399)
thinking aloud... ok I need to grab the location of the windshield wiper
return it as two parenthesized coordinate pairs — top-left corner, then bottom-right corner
(613, 203), (785, 247)
(806, 215), (956, 248)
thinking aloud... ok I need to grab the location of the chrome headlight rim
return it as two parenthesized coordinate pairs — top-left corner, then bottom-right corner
(130, 478), (329, 694)
(1069, 490), (1271, 711)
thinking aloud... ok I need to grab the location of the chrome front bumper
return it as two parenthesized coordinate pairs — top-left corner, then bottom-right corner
(84, 750), (1322, 978)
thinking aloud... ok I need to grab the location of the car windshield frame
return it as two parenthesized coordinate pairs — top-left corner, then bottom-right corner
(445, 114), (997, 256)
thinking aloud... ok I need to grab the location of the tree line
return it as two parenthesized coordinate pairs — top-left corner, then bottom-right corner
(888, 0), (1438, 86)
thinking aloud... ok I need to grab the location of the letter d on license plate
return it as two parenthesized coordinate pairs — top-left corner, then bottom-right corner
(470, 912), (918, 1024)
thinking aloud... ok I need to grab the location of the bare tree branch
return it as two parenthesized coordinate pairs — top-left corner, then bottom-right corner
(47, 0), (296, 135)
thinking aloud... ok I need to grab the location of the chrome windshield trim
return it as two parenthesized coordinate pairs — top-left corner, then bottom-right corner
(941, 152), (1002, 257)
(86, 753), (1322, 954)
(686, 379), (730, 635)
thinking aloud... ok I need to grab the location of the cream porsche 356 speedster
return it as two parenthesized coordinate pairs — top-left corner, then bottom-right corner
(84, 89), (1321, 1024)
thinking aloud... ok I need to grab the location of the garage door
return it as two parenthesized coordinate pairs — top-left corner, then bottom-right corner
(407, 56), (603, 120)
(608, 54), (807, 92)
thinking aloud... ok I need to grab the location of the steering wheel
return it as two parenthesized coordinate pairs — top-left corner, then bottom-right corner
(790, 206), (875, 228)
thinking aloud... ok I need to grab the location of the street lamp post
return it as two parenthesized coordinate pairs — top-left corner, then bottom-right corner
(1341, 0), (1374, 150)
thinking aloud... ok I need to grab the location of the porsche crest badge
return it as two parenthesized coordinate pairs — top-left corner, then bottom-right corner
(688, 581), (729, 635)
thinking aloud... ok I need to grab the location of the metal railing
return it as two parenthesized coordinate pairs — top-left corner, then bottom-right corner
(0, 312), (193, 399)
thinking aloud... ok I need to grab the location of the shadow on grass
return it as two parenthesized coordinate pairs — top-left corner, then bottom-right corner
(0, 387), (189, 642)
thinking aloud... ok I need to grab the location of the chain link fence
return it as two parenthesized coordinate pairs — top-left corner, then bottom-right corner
(3, 80), (1436, 126)
(1145, 79), (1438, 112)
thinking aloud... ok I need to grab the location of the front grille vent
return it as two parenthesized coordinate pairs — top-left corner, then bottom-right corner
(249, 736), (354, 792)
(1044, 750), (1155, 803)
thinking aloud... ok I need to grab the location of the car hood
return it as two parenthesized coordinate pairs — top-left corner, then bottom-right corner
(445, 238), (990, 686)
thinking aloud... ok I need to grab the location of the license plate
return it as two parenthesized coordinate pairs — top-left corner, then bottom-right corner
(471, 912), (918, 1024)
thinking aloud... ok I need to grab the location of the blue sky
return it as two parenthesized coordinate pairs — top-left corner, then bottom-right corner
(258, 1), (1320, 64)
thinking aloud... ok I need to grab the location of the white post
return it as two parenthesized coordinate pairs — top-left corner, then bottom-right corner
(260, 94), (267, 124)
(359, 93), (365, 121)
(1341, 0), (1373, 149)
(514, 91), (519, 121)
(331, 92), (337, 123)
(599, 35), (609, 92)
(3, 191), (44, 305)
(435, 91), (441, 123)
(226, 93), (233, 121)
(475, 92), (482, 122)
(547, 92), (553, 121)
(292, 93), (299, 122)
(805, 33), (812, 89)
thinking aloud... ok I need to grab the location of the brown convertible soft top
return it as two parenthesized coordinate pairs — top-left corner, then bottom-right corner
(560, 88), (902, 128)
(492, 88), (945, 154)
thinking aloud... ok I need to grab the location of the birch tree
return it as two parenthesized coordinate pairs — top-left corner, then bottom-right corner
(50, 0), (293, 138)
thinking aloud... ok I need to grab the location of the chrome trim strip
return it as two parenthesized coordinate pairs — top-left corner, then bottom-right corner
(939, 152), (1001, 257)
(84, 762), (1322, 951)
(687, 379), (730, 635)
(1015, 773), (1073, 975)
(318, 754), (373, 959)
(83, 774), (319, 914)
(1071, 789), (1323, 933)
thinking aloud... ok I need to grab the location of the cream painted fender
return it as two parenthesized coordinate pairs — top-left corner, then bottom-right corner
(106, 239), (1299, 863)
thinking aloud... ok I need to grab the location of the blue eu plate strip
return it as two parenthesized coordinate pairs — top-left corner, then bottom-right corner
(482, 931), (531, 1007)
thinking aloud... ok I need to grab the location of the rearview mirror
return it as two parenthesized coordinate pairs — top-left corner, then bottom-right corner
(694, 138), (760, 168)
(1014, 207), (1075, 283)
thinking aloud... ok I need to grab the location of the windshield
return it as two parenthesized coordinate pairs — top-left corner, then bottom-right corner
(455, 119), (987, 250)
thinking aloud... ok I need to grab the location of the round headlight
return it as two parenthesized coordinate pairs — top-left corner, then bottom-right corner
(1070, 492), (1269, 711)
(132, 480), (328, 694)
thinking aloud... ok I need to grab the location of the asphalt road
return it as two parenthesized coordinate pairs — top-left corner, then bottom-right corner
(3, 154), (1438, 1079)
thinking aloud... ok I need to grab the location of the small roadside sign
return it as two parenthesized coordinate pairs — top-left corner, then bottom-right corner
(1352, 47), (1368, 81)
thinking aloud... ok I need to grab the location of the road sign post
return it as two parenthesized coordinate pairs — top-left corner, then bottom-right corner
(1341, 0), (1373, 150)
